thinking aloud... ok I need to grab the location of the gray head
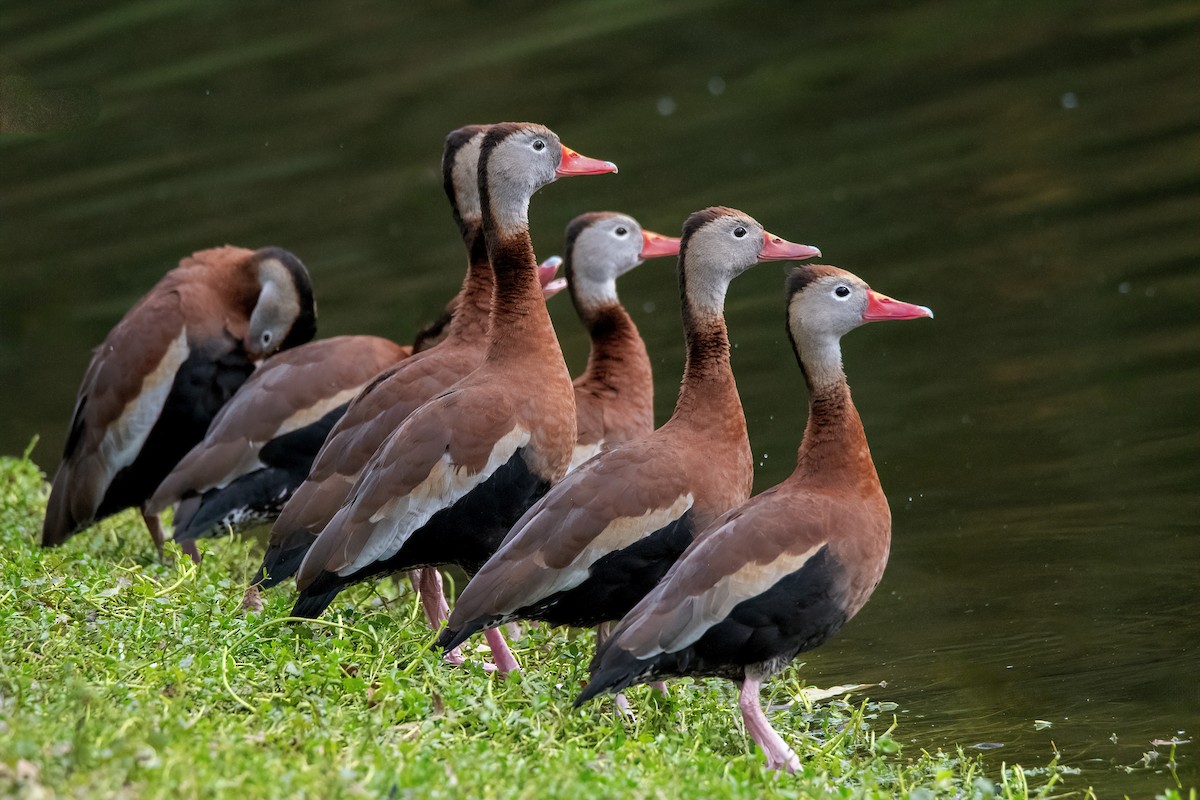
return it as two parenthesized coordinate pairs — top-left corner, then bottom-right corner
(564, 212), (680, 310)
(245, 247), (317, 358)
(479, 123), (617, 235)
(678, 206), (820, 315)
(785, 264), (932, 382)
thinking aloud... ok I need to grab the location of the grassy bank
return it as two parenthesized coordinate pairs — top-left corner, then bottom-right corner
(0, 452), (1107, 799)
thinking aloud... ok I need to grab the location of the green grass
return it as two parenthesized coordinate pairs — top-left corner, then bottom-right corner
(0, 451), (1095, 800)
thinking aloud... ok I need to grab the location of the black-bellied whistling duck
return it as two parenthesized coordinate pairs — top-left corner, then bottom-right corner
(577, 264), (932, 772)
(42, 246), (316, 556)
(253, 126), (561, 594)
(563, 212), (680, 470)
(437, 207), (819, 667)
(293, 122), (617, 674)
(387, 213), (673, 651)
(145, 335), (410, 547)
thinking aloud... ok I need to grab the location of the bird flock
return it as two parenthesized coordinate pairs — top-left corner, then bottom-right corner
(40, 121), (932, 772)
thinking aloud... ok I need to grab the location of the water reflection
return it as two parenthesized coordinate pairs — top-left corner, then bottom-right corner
(1, 0), (1197, 794)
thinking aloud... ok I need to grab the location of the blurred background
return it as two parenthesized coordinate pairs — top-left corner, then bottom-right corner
(1, 0), (1197, 794)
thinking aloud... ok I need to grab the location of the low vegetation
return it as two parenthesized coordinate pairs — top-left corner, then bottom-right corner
(1, 450), (1103, 799)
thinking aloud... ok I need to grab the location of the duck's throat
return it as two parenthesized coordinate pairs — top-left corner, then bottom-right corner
(671, 298), (743, 433)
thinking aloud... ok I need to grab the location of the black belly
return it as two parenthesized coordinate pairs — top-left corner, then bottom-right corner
(685, 545), (848, 680)
(369, 449), (550, 575)
(294, 449), (551, 617)
(174, 404), (348, 542)
(523, 512), (695, 629)
(613, 545), (850, 685)
(97, 341), (254, 521)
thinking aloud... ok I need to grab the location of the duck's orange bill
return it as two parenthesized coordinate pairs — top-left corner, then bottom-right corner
(557, 145), (618, 176)
(639, 230), (682, 259)
(758, 231), (821, 262)
(863, 290), (934, 321)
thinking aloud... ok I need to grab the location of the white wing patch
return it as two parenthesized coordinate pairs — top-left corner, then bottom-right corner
(340, 426), (531, 575)
(641, 540), (827, 657)
(274, 387), (362, 439)
(525, 492), (694, 601)
(97, 330), (190, 484)
(198, 386), (365, 494)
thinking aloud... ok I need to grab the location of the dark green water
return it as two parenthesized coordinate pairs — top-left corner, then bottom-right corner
(2, 1), (1197, 794)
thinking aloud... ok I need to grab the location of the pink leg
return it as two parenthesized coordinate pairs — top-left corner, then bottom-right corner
(142, 510), (166, 556)
(414, 568), (465, 666)
(738, 677), (800, 773)
(650, 681), (669, 696)
(483, 627), (520, 676)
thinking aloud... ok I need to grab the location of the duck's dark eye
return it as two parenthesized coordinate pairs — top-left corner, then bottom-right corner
(615, 227), (628, 236)
(733, 226), (747, 238)
(532, 139), (546, 151)
(834, 285), (851, 298)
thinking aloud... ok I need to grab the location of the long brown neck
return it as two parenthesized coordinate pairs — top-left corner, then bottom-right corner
(574, 302), (651, 398)
(443, 221), (493, 342)
(666, 295), (746, 441)
(791, 350), (879, 490)
(476, 133), (570, 371)
(480, 210), (562, 367)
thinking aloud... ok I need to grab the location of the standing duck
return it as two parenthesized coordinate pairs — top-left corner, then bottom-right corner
(390, 212), (674, 648)
(437, 207), (818, 661)
(145, 335), (410, 546)
(293, 123), (616, 674)
(42, 246), (316, 555)
(577, 264), (932, 772)
(562, 211), (680, 470)
(253, 125), (561, 594)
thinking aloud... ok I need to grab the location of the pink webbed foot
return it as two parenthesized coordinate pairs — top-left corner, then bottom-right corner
(614, 691), (637, 722)
(739, 677), (801, 773)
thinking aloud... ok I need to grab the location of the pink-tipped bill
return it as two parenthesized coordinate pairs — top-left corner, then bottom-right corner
(556, 144), (618, 176)
(863, 290), (934, 321)
(758, 231), (821, 262)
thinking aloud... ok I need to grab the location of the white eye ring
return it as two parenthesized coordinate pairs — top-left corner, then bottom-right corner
(532, 139), (546, 152)
(614, 227), (628, 237)
(834, 285), (851, 299)
(262, 331), (273, 344)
